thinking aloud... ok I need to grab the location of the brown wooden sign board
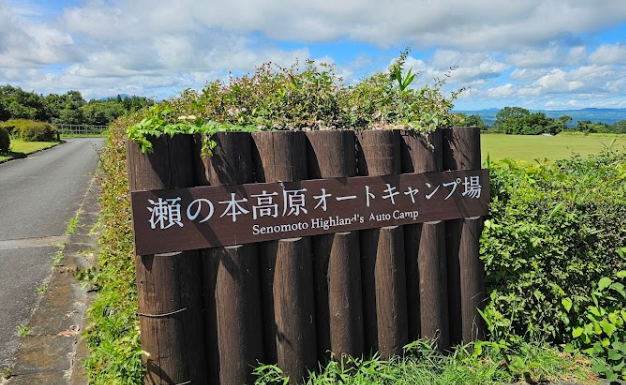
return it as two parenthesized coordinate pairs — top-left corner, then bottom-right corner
(130, 169), (490, 255)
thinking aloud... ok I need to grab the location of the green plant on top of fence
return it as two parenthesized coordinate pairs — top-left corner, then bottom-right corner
(127, 104), (260, 154)
(126, 48), (464, 151)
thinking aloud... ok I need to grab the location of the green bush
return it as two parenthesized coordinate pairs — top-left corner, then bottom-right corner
(82, 115), (145, 383)
(130, 49), (463, 153)
(562, 267), (626, 381)
(0, 126), (10, 152)
(0, 119), (58, 142)
(482, 148), (626, 347)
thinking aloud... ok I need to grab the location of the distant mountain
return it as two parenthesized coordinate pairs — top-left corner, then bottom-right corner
(455, 108), (626, 126)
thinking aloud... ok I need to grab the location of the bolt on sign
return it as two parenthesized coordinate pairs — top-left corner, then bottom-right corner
(130, 169), (490, 255)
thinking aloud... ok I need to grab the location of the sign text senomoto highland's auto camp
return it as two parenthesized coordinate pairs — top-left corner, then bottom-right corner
(130, 169), (489, 255)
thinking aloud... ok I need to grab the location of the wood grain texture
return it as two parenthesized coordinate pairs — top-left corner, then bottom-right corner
(401, 129), (449, 350)
(126, 136), (208, 385)
(193, 132), (264, 385)
(460, 217), (486, 342)
(253, 131), (316, 383)
(252, 131), (307, 183)
(203, 245), (264, 385)
(356, 130), (401, 176)
(443, 127), (485, 345)
(307, 130), (363, 363)
(306, 130), (356, 179)
(360, 226), (408, 358)
(193, 131), (255, 186)
(356, 130), (408, 359)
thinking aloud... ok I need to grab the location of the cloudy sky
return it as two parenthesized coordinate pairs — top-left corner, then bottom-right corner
(1, 0), (626, 110)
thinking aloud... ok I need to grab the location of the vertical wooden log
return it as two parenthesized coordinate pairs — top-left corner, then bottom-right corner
(443, 127), (486, 344)
(126, 135), (208, 385)
(306, 131), (364, 362)
(252, 131), (316, 383)
(401, 129), (450, 351)
(356, 130), (408, 359)
(193, 132), (264, 385)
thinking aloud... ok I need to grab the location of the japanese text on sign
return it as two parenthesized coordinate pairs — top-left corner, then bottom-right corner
(130, 169), (490, 255)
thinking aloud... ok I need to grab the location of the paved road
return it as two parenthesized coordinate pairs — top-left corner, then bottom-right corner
(0, 138), (104, 368)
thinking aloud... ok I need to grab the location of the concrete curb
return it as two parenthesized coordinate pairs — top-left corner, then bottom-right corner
(2, 174), (101, 385)
(0, 142), (62, 165)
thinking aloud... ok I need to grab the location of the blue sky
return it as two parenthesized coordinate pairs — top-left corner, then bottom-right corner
(1, 0), (626, 110)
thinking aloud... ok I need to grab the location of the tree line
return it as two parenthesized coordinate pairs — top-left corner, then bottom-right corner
(0, 85), (154, 126)
(458, 106), (626, 135)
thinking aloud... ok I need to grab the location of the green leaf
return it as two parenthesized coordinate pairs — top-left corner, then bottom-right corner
(589, 306), (602, 318)
(608, 349), (623, 361)
(598, 277), (613, 291)
(572, 327), (584, 338)
(600, 319), (617, 337)
(610, 282), (626, 298)
(562, 298), (573, 312)
(617, 271), (626, 279)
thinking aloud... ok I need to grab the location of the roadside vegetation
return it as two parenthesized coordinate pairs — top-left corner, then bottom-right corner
(83, 53), (626, 383)
(0, 119), (60, 162)
(0, 85), (153, 126)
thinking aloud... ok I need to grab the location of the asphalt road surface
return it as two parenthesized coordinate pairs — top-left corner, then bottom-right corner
(0, 138), (104, 368)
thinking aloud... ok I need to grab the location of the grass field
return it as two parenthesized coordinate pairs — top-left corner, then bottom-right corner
(0, 139), (59, 162)
(481, 133), (626, 163)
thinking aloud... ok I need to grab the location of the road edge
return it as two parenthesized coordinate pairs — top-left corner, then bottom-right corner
(1, 172), (101, 384)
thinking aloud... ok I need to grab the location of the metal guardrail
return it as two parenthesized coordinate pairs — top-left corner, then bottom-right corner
(55, 124), (108, 135)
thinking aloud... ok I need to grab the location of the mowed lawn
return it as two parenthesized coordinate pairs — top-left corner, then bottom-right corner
(0, 139), (59, 162)
(481, 133), (626, 162)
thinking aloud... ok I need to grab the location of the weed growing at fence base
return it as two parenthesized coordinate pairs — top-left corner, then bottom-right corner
(82, 115), (145, 384)
(254, 340), (594, 385)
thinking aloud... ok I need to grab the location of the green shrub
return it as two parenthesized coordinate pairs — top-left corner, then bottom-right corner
(0, 126), (10, 152)
(0, 119), (58, 142)
(130, 49), (463, 153)
(82, 115), (145, 383)
(482, 148), (626, 347)
(562, 266), (626, 381)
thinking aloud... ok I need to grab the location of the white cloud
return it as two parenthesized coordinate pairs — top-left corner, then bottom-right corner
(544, 100), (580, 109)
(589, 43), (626, 65)
(509, 68), (549, 81)
(58, 0), (626, 50)
(486, 83), (515, 97)
(0, 0), (81, 67)
(507, 45), (586, 68)
(2, 0), (626, 109)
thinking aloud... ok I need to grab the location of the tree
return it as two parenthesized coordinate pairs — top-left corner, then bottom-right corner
(464, 114), (488, 130)
(0, 100), (9, 121)
(0, 85), (47, 121)
(576, 120), (609, 134)
(0, 84), (154, 125)
(610, 120), (626, 134)
(493, 107), (530, 134)
(81, 101), (126, 125)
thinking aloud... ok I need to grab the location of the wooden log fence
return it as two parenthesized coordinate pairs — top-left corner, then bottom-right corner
(126, 126), (487, 384)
